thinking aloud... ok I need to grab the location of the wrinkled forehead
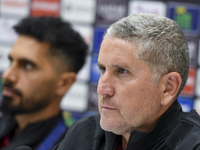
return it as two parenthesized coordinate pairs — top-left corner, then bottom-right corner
(101, 36), (143, 57)
(99, 37), (145, 66)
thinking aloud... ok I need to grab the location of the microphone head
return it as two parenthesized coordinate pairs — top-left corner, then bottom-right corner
(14, 146), (32, 150)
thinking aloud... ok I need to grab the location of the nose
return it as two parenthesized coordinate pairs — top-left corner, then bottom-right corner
(2, 64), (18, 84)
(97, 72), (114, 97)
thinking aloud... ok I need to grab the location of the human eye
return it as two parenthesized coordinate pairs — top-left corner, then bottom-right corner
(20, 60), (35, 71)
(97, 61), (107, 75)
(117, 68), (128, 74)
(24, 63), (34, 70)
(98, 66), (106, 74)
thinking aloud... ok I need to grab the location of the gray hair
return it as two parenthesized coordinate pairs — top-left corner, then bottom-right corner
(104, 13), (190, 96)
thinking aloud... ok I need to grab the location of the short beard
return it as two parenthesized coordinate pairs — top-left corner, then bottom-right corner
(0, 95), (50, 116)
(0, 96), (25, 115)
(0, 82), (51, 116)
(0, 81), (23, 115)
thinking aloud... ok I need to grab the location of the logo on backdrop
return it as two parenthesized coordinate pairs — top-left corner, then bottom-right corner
(168, 2), (200, 35)
(31, 0), (60, 17)
(60, 0), (96, 24)
(96, 0), (128, 24)
(0, 0), (30, 17)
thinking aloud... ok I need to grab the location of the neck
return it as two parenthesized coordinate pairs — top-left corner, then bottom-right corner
(15, 101), (61, 133)
(121, 134), (130, 150)
(119, 105), (172, 150)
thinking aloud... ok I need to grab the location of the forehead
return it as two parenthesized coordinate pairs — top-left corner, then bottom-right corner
(99, 37), (136, 55)
(98, 37), (144, 68)
(10, 35), (50, 60)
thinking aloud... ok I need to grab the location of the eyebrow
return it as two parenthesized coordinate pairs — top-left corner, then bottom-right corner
(8, 54), (37, 67)
(97, 61), (130, 70)
(19, 59), (37, 66)
(112, 64), (129, 68)
(97, 61), (104, 68)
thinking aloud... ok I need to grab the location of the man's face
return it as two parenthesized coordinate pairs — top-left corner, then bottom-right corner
(0, 35), (59, 115)
(97, 37), (163, 135)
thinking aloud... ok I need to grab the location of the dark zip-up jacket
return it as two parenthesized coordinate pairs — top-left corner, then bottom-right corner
(54, 100), (200, 150)
(0, 113), (67, 150)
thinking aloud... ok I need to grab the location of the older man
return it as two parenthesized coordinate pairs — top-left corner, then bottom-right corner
(54, 13), (200, 150)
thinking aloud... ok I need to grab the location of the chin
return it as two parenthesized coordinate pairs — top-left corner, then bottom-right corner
(100, 121), (126, 136)
(100, 117), (118, 132)
(100, 116), (130, 136)
(100, 120), (112, 132)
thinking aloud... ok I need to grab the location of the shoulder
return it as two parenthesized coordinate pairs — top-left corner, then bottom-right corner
(54, 114), (104, 150)
(182, 109), (200, 127)
(67, 114), (100, 135)
(180, 110), (200, 146)
(164, 110), (200, 150)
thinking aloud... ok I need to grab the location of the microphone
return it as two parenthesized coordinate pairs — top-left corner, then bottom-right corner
(14, 146), (32, 150)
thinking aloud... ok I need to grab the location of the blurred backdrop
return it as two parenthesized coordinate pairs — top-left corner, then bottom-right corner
(0, 0), (200, 120)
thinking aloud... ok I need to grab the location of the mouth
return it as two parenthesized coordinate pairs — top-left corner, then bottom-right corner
(101, 105), (117, 110)
(3, 87), (17, 97)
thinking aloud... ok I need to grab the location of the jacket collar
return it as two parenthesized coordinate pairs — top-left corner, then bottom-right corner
(104, 100), (184, 150)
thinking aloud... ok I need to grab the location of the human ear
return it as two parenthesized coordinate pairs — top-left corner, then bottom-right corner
(55, 72), (76, 96)
(160, 72), (182, 106)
